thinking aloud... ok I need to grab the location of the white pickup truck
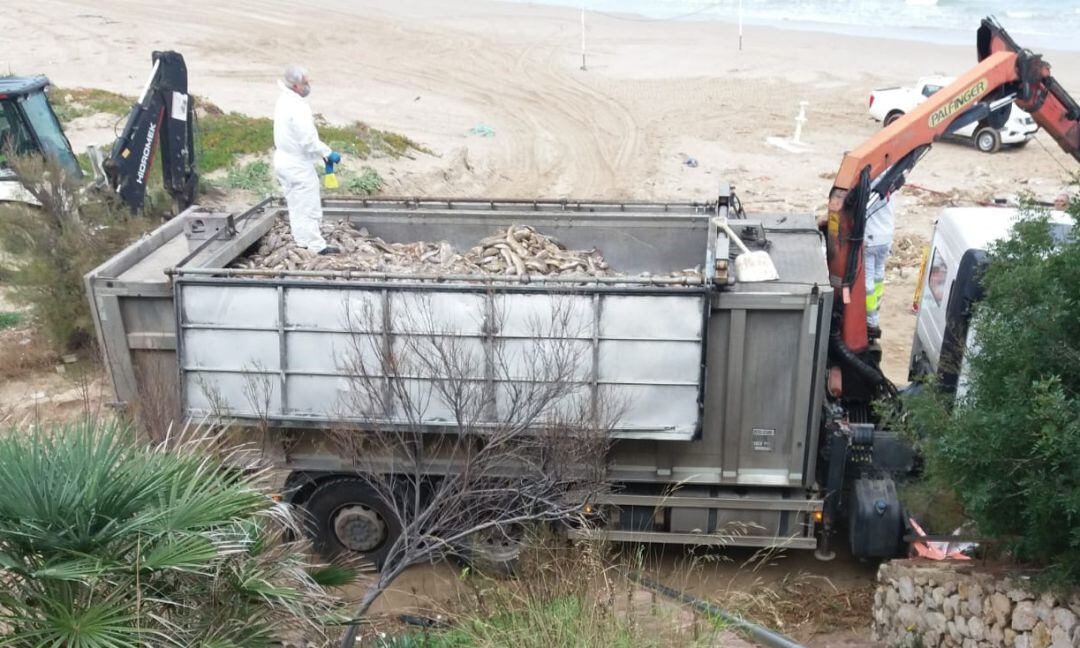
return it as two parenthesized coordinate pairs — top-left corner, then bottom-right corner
(869, 75), (1039, 153)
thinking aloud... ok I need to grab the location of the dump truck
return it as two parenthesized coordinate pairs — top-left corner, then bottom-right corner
(84, 17), (1080, 565)
(87, 192), (915, 563)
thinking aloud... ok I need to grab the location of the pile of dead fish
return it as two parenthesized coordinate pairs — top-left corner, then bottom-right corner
(232, 219), (624, 277)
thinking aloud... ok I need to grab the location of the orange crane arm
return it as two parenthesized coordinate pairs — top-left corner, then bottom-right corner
(834, 50), (1019, 191)
(981, 21), (1080, 161)
(823, 17), (1080, 397)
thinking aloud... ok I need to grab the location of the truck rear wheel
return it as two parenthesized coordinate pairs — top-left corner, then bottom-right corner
(304, 478), (401, 569)
(975, 127), (1001, 153)
(461, 524), (525, 577)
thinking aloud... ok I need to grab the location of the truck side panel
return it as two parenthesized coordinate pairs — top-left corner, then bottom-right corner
(176, 277), (708, 441)
(608, 286), (831, 489)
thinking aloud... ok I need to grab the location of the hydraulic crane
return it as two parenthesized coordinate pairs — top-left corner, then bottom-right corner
(824, 17), (1080, 402)
(812, 17), (1079, 559)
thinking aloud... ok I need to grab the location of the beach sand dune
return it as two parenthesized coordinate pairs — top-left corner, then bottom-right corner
(2, 0), (1077, 380)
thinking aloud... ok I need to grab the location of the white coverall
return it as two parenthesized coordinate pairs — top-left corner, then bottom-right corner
(864, 194), (895, 328)
(273, 81), (332, 253)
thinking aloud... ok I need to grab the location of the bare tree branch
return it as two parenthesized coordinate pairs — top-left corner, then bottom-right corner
(325, 292), (620, 645)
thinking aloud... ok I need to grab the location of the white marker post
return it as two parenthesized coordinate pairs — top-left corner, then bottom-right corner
(792, 100), (808, 145)
(738, 0), (743, 51)
(580, 5), (587, 71)
(765, 100), (813, 153)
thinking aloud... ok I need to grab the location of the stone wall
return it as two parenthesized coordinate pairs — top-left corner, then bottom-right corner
(873, 560), (1080, 648)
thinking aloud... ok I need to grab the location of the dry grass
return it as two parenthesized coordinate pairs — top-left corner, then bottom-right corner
(624, 540), (877, 642)
(888, 234), (930, 270)
(357, 538), (743, 647)
(724, 570), (875, 636)
(0, 326), (56, 381)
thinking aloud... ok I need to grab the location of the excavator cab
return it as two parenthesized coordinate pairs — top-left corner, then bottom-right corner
(0, 76), (82, 192)
(2, 51), (197, 214)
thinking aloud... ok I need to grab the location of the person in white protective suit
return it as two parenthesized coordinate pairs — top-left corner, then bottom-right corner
(274, 65), (340, 255)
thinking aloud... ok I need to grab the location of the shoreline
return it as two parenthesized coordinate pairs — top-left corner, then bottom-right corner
(505, 0), (1080, 53)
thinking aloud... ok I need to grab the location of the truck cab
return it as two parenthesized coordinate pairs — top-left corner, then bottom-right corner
(0, 76), (82, 203)
(909, 207), (1075, 397)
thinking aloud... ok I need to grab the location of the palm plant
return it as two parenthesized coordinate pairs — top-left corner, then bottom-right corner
(0, 418), (351, 647)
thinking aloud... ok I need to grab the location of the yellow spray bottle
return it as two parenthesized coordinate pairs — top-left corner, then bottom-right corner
(323, 151), (341, 189)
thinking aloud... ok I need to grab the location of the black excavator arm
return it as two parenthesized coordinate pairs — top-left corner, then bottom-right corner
(104, 51), (198, 213)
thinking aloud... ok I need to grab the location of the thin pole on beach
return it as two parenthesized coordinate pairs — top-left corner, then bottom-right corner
(580, 4), (587, 70)
(738, 0), (744, 50)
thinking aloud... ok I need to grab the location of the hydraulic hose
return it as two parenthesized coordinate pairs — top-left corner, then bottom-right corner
(829, 167), (897, 397)
(829, 316), (888, 387)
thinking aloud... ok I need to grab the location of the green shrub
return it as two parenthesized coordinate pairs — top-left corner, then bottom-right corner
(0, 311), (23, 330)
(197, 111), (275, 174)
(225, 159), (275, 195)
(0, 418), (351, 646)
(319, 118), (427, 159)
(48, 87), (133, 124)
(36, 86), (422, 181)
(342, 166), (384, 195)
(198, 111), (423, 176)
(0, 155), (152, 351)
(902, 199), (1080, 582)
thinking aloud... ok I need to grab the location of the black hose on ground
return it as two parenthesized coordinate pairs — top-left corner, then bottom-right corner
(626, 571), (806, 648)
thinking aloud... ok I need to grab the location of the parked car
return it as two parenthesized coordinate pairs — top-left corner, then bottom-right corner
(869, 75), (1039, 153)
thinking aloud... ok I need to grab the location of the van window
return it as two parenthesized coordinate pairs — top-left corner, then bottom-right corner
(0, 99), (36, 165)
(928, 249), (948, 305)
(922, 84), (944, 97)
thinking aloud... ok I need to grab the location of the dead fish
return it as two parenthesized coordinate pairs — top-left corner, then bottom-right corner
(505, 230), (531, 259)
(237, 216), (707, 281)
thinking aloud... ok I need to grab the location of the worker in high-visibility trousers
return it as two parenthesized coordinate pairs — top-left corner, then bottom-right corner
(864, 193), (895, 340)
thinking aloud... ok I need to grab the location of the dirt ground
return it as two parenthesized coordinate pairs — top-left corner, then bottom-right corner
(346, 543), (880, 646)
(3, 0), (1078, 643)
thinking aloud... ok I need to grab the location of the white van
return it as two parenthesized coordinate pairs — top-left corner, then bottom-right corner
(909, 207), (1074, 397)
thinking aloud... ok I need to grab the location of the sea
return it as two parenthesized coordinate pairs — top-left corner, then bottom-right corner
(507, 0), (1080, 51)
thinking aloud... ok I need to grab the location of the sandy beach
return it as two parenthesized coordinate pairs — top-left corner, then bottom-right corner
(3, 0), (1078, 380)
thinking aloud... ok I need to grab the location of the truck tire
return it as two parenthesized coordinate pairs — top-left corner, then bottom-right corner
(884, 111), (905, 127)
(460, 524), (525, 577)
(304, 478), (401, 569)
(975, 127), (1001, 153)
